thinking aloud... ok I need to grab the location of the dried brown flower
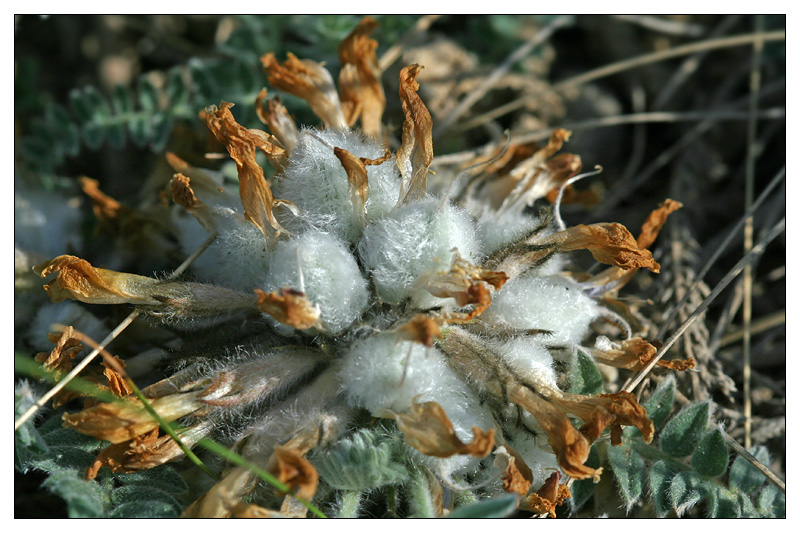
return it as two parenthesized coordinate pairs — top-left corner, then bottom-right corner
(494, 445), (533, 496)
(387, 400), (495, 458)
(338, 16), (386, 138)
(255, 288), (321, 330)
(396, 64), (434, 204)
(267, 445), (319, 502)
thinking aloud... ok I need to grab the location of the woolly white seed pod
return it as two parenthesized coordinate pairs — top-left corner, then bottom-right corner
(174, 207), (271, 292)
(264, 230), (369, 334)
(494, 336), (559, 390)
(272, 128), (401, 242)
(482, 273), (601, 344)
(340, 334), (495, 441)
(477, 210), (543, 256)
(357, 198), (481, 306)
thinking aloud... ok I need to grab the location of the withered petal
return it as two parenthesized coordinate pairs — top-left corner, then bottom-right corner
(267, 445), (319, 502)
(334, 146), (369, 226)
(637, 199), (683, 249)
(388, 400), (495, 458)
(551, 223), (660, 272)
(338, 17), (386, 138)
(255, 288), (321, 330)
(396, 64), (433, 204)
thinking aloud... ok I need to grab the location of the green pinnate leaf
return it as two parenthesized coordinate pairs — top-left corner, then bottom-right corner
(189, 58), (219, 102)
(668, 470), (705, 517)
(447, 493), (518, 518)
(41, 470), (106, 518)
(757, 485), (785, 518)
(45, 103), (81, 158)
(569, 349), (603, 395)
(110, 501), (180, 518)
(149, 113), (173, 152)
(166, 68), (189, 111)
(659, 401), (710, 457)
(738, 491), (758, 517)
(111, 485), (182, 512)
(607, 443), (645, 511)
(691, 427), (728, 478)
(137, 76), (162, 112)
(643, 374), (676, 430)
(708, 486), (740, 518)
(115, 465), (188, 494)
(648, 460), (675, 517)
(730, 445), (771, 493)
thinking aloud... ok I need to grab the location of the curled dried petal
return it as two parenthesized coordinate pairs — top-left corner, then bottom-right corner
(34, 255), (163, 305)
(525, 471), (571, 517)
(591, 336), (695, 372)
(79, 177), (127, 224)
(256, 88), (299, 153)
(548, 223), (660, 272)
(562, 391), (655, 445)
(103, 356), (133, 398)
(396, 64), (433, 204)
(35, 326), (84, 378)
(338, 17), (386, 138)
(255, 288), (321, 330)
(334, 146), (369, 227)
(507, 385), (602, 482)
(205, 102), (288, 245)
(63, 391), (204, 444)
(637, 199), (683, 249)
(395, 314), (442, 347)
(262, 52), (347, 129)
(494, 445), (533, 496)
(387, 400), (495, 458)
(267, 445), (319, 502)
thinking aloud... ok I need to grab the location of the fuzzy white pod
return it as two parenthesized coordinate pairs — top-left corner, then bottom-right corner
(340, 335), (495, 439)
(477, 210), (543, 256)
(357, 198), (481, 306)
(482, 273), (601, 344)
(494, 336), (559, 390)
(272, 128), (401, 242)
(264, 230), (369, 334)
(173, 207), (271, 293)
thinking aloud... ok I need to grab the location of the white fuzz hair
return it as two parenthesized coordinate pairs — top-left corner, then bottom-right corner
(482, 273), (600, 344)
(265, 230), (369, 334)
(273, 128), (401, 242)
(357, 198), (481, 306)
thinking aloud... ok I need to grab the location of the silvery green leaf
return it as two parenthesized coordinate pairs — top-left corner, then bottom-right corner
(607, 443), (645, 511)
(660, 401), (710, 457)
(447, 493), (518, 518)
(691, 427), (728, 478)
(729, 445), (770, 493)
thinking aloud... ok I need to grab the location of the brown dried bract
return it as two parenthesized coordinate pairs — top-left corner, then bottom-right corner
(103, 356), (133, 398)
(419, 252), (508, 323)
(80, 177), (128, 225)
(262, 52), (347, 129)
(267, 445), (319, 502)
(525, 471), (571, 518)
(255, 88), (299, 153)
(507, 386), (602, 482)
(206, 102), (288, 245)
(35, 327), (84, 378)
(338, 17), (386, 138)
(170, 173), (201, 210)
(62, 391), (203, 444)
(388, 400), (495, 458)
(85, 427), (160, 479)
(396, 65), (433, 204)
(551, 223), (660, 272)
(34, 255), (162, 305)
(334, 147), (369, 224)
(592, 337), (695, 372)
(637, 199), (683, 249)
(255, 288), (321, 330)
(565, 391), (655, 446)
(494, 445), (533, 496)
(396, 314), (442, 347)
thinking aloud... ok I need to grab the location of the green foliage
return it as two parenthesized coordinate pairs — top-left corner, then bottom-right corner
(312, 429), (409, 491)
(447, 493), (519, 518)
(691, 428), (728, 478)
(572, 388), (781, 518)
(15, 381), (189, 518)
(659, 401), (710, 457)
(569, 349), (603, 395)
(607, 443), (645, 511)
